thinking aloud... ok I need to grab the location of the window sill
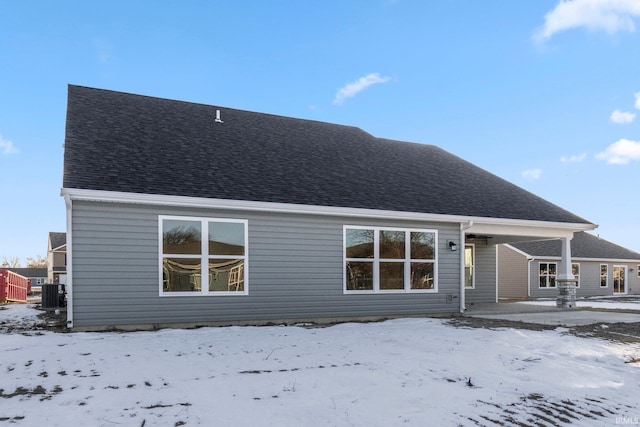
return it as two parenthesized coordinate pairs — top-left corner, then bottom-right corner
(160, 291), (249, 297)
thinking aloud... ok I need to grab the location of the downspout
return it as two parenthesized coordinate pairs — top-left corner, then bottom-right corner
(459, 220), (473, 313)
(64, 194), (73, 328)
(527, 257), (533, 298)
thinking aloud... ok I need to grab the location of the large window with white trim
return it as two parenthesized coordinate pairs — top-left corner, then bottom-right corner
(539, 262), (556, 288)
(344, 226), (437, 293)
(160, 216), (248, 296)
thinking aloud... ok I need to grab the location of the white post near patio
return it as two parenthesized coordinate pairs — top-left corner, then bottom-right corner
(556, 236), (577, 308)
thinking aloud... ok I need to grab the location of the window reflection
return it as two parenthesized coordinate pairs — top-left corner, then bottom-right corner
(345, 227), (437, 292)
(346, 261), (373, 290)
(411, 232), (435, 260)
(209, 222), (245, 256)
(380, 230), (405, 259)
(162, 258), (201, 292)
(163, 220), (201, 254)
(380, 262), (404, 289)
(346, 229), (374, 258)
(160, 217), (248, 295)
(411, 263), (434, 289)
(209, 259), (244, 292)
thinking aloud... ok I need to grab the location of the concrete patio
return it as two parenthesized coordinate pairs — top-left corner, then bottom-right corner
(463, 300), (640, 327)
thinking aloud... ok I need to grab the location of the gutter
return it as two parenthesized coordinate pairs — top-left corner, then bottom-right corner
(460, 220), (474, 313)
(61, 188), (596, 233)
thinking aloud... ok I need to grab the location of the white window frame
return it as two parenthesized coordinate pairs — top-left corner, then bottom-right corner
(464, 244), (475, 289)
(159, 215), (248, 297)
(343, 225), (438, 294)
(572, 263), (580, 288)
(613, 265), (627, 295)
(538, 262), (557, 288)
(600, 264), (608, 288)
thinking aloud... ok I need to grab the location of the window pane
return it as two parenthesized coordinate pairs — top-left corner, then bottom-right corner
(209, 222), (245, 256)
(411, 262), (434, 289)
(464, 267), (473, 288)
(572, 264), (579, 276)
(380, 262), (404, 290)
(540, 263), (548, 275)
(346, 229), (374, 259)
(539, 276), (547, 288)
(548, 264), (556, 275)
(163, 220), (201, 254)
(380, 230), (405, 259)
(464, 246), (474, 288)
(162, 258), (201, 292)
(411, 232), (435, 259)
(346, 261), (373, 290)
(209, 259), (244, 292)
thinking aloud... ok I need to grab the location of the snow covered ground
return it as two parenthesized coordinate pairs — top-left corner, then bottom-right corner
(1, 304), (639, 426)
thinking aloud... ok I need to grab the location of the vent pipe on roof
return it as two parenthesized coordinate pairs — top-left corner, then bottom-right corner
(215, 110), (224, 123)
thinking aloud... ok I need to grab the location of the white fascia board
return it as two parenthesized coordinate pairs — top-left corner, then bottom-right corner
(61, 188), (596, 234)
(572, 257), (640, 263)
(466, 222), (593, 239)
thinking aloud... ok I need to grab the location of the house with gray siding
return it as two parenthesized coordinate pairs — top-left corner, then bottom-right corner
(498, 232), (640, 299)
(47, 232), (67, 284)
(61, 85), (596, 330)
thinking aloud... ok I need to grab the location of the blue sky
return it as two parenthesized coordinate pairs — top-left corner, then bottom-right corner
(1, 0), (640, 264)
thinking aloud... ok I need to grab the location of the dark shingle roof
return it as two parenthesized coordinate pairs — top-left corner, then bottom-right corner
(511, 232), (640, 260)
(63, 85), (591, 224)
(3, 268), (47, 278)
(49, 232), (66, 250)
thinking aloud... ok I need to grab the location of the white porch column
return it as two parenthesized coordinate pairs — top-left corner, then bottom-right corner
(556, 236), (577, 308)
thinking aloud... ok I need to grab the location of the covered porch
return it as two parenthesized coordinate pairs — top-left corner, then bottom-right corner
(455, 218), (596, 312)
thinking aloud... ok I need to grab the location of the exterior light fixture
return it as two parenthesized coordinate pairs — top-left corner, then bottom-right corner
(449, 241), (457, 252)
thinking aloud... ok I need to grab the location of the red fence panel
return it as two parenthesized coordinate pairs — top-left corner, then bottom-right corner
(0, 269), (30, 303)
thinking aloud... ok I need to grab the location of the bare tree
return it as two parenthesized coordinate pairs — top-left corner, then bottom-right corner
(1, 256), (21, 268)
(25, 255), (47, 268)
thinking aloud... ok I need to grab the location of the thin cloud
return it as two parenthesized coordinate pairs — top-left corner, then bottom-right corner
(560, 153), (587, 162)
(0, 134), (18, 155)
(595, 138), (640, 164)
(610, 109), (636, 124)
(533, 0), (640, 43)
(522, 168), (542, 180)
(333, 73), (391, 105)
(635, 91), (640, 109)
(93, 38), (113, 63)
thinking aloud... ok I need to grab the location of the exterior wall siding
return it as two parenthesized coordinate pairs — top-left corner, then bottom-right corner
(529, 259), (640, 298)
(497, 245), (529, 300)
(70, 201), (463, 328)
(464, 241), (496, 304)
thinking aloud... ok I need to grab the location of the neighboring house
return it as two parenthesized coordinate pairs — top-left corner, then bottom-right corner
(47, 232), (67, 284)
(2, 268), (47, 292)
(499, 232), (640, 299)
(61, 85), (595, 330)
